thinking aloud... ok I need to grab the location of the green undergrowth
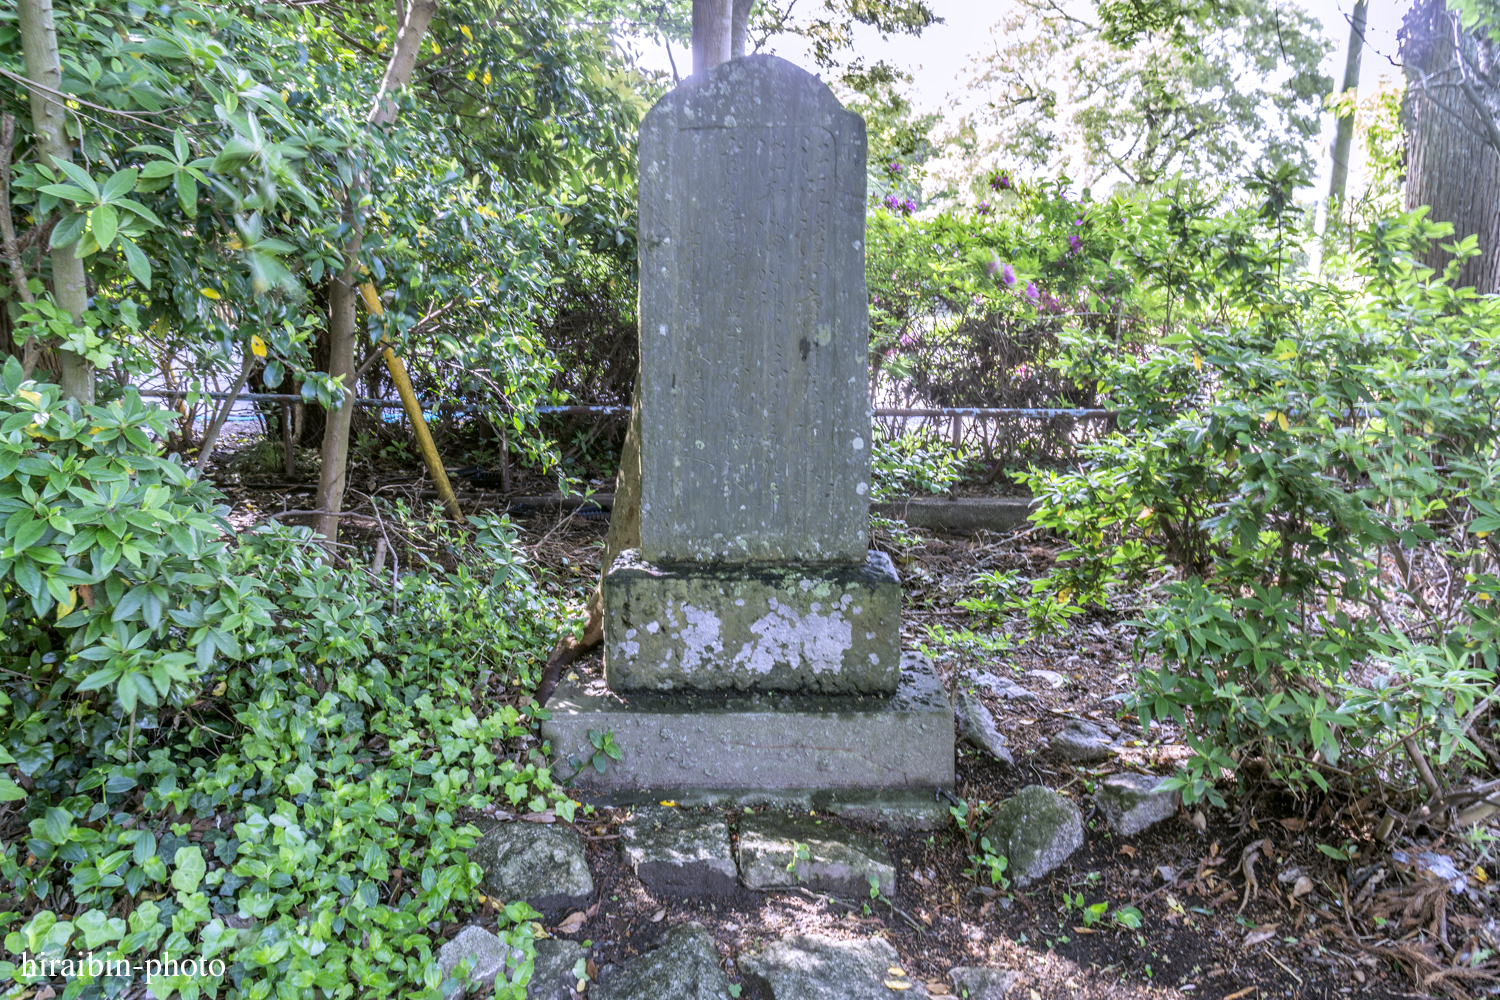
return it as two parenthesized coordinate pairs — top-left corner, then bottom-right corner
(0, 360), (570, 998)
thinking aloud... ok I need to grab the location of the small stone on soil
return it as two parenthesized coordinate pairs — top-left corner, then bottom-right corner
(592, 922), (732, 1000)
(1026, 669), (1067, 688)
(437, 925), (525, 996)
(469, 821), (594, 910)
(955, 688), (1015, 769)
(1094, 772), (1179, 837)
(987, 785), (1083, 887)
(961, 670), (1039, 703)
(738, 812), (896, 897)
(619, 806), (738, 896)
(1050, 719), (1117, 763)
(739, 933), (909, 1000)
(949, 966), (1022, 999)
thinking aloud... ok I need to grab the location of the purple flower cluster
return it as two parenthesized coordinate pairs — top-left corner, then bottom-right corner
(986, 257), (1017, 287)
(886, 161), (905, 177)
(988, 170), (1012, 192)
(1067, 233), (1083, 255)
(882, 194), (917, 216)
(976, 200), (993, 216)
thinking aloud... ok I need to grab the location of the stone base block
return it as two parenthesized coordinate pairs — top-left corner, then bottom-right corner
(542, 653), (953, 793)
(603, 549), (901, 694)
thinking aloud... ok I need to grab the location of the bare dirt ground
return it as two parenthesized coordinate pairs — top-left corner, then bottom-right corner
(202, 431), (1497, 1000)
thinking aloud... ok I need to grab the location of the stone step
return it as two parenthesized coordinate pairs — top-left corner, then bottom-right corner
(738, 933), (919, 999)
(620, 806), (739, 897)
(470, 820), (593, 911)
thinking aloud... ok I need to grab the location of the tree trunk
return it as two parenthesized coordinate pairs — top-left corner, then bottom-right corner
(1328, 0), (1367, 204)
(17, 0), (93, 402)
(1401, 0), (1500, 293)
(692, 0), (733, 75)
(731, 0), (756, 59)
(315, 0), (437, 546)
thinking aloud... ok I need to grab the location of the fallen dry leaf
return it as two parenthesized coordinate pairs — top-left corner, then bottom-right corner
(888, 967), (906, 977)
(1119, 844), (1138, 858)
(1223, 988), (1256, 1000)
(1292, 875), (1313, 899)
(650, 908), (666, 923)
(926, 981), (951, 996)
(522, 811), (556, 824)
(555, 911), (588, 934)
(1243, 923), (1279, 949)
(1278, 817), (1306, 831)
(884, 980), (912, 991)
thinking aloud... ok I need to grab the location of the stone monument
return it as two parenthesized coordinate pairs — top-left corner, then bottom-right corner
(542, 54), (953, 816)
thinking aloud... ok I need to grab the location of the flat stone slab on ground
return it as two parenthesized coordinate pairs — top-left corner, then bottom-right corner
(531, 937), (587, 1000)
(469, 822), (594, 911)
(603, 550), (901, 694)
(593, 923), (732, 1000)
(738, 812), (894, 897)
(739, 934), (912, 1000)
(1051, 719), (1117, 763)
(620, 807), (738, 896)
(1096, 773), (1179, 837)
(987, 785), (1083, 887)
(955, 688), (1014, 769)
(589, 787), (950, 832)
(543, 652), (953, 792)
(437, 926), (524, 996)
(961, 670), (1039, 703)
(950, 967), (1021, 999)
(636, 54), (870, 566)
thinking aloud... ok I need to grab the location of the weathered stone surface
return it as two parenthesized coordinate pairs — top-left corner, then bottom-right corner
(437, 926), (524, 995)
(739, 934), (905, 1000)
(620, 807), (738, 896)
(470, 822), (593, 910)
(543, 652), (954, 792)
(603, 550), (901, 694)
(1096, 773), (1179, 837)
(738, 812), (894, 897)
(530, 937), (587, 1000)
(1051, 719), (1116, 763)
(584, 787), (950, 832)
(637, 54), (870, 566)
(950, 967), (1022, 1000)
(955, 688), (1014, 769)
(988, 785), (1083, 887)
(962, 670), (1039, 703)
(594, 923), (732, 1000)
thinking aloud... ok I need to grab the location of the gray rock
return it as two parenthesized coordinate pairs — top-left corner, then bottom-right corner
(739, 934), (909, 1000)
(438, 926), (525, 995)
(530, 937), (588, 1000)
(543, 652), (954, 794)
(470, 822), (593, 910)
(1095, 773), (1178, 837)
(602, 550), (902, 694)
(636, 55), (871, 566)
(593, 923), (731, 1000)
(987, 785), (1083, 887)
(738, 812), (895, 897)
(950, 967), (1021, 1000)
(1050, 719), (1116, 763)
(1026, 669), (1067, 689)
(955, 689), (1014, 768)
(620, 807), (738, 896)
(962, 671), (1039, 703)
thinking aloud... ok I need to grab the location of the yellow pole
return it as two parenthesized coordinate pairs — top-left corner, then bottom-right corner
(359, 281), (464, 522)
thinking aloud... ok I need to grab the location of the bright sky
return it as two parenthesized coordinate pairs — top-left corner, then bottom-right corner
(629, 0), (1414, 199)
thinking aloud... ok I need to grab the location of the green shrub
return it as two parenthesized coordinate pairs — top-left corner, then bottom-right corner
(1025, 207), (1500, 805)
(0, 363), (569, 998)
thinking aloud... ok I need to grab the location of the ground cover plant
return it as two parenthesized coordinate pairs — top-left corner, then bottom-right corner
(0, 362), (573, 997)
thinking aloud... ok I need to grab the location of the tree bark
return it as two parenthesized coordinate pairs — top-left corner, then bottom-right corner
(1401, 0), (1500, 293)
(17, 0), (93, 402)
(692, 0), (733, 75)
(1328, 0), (1367, 204)
(315, 0), (437, 546)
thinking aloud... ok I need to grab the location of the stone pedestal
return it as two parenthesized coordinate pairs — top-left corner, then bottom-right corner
(543, 653), (953, 794)
(603, 549), (901, 694)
